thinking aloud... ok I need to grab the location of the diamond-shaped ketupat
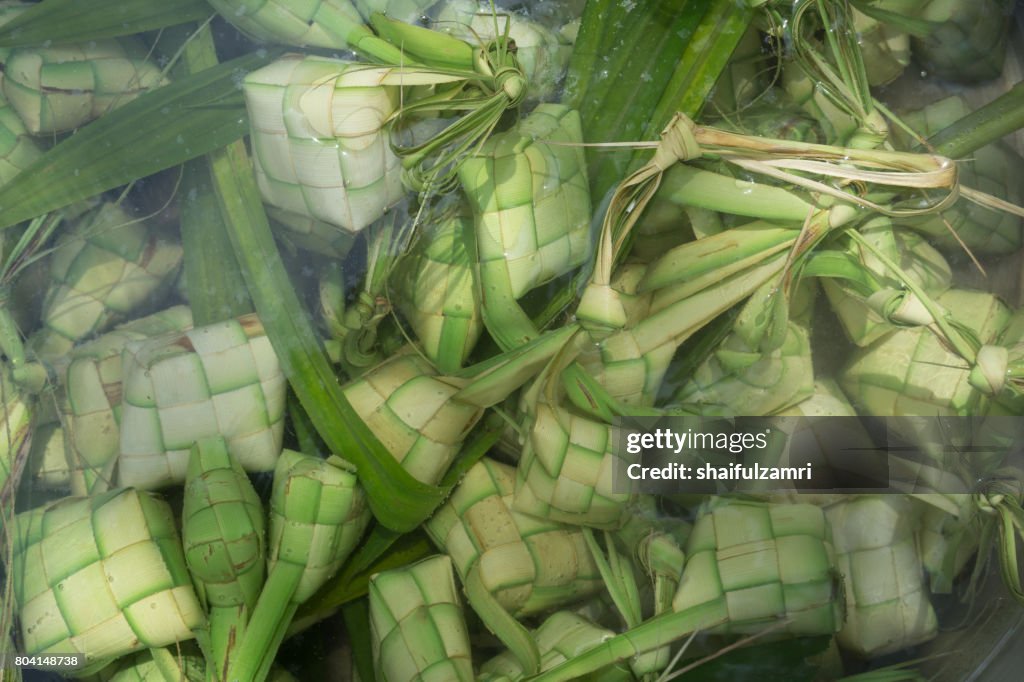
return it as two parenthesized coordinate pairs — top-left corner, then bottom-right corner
(674, 499), (843, 637)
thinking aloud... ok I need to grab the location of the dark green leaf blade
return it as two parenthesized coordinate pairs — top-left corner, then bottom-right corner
(341, 600), (376, 682)
(178, 23), (253, 326)
(0, 0), (212, 46)
(641, 1), (753, 140)
(209, 140), (448, 531)
(180, 159), (253, 325)
(568, 0), (710, 201)
(567, 0), (753, 204)
(682, 635), (831, 681)
(0, 50), (275, 230)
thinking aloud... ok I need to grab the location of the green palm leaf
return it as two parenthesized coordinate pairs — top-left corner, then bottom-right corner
(0, 0), (212, 46)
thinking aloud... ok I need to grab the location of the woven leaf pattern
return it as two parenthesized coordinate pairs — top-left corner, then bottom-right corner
(425, 458), (603, 617)
(244, 54), (404, 234)
(267, 451), (370, 602)
(343, 350), (481, 485)
(826, 497), (937, 656)
(841, 289), (1010, 417)
(458, 103), (591, 300)
(479, 611), (628, 682)
(209, 0), (366, 49)
(11, 489), (204, 664)
(0, 97), (41, 186)
(393, 210), (482, 373)
(675, 500), (842, 636)
(61, 306), (193, 495)
(34, 203), (184, 361)
(2, 38), (167, 134)
(117, 314), (285, 489)
(514, 397), (634, 530)
(369, 555), (474, 682)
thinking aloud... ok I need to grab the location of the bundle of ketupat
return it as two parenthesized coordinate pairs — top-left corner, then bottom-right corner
(3, 0), (1024, 679)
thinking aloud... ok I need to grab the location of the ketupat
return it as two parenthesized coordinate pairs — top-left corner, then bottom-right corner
(670, 277), (817, 416)
(391, 207), (483, 372)
(10, 488), (205, 669)
(59, 305), (194, 495)
(0, 361), (31, 502)
(244, 55), (406, 236)
(1, 38), (167, 134)
(521, 501), (843, 682)
(512, 352), (637, 531)
(424, 458), (604, 668)
(0, 97), (41, 188)
(893, 95), (1024, 254)
(0, 2), (30, 82)
(207, 0), (411, 60)
(266, 205), (360, 259)
(458, 103), (591, 350)
(181, 438), (265, 681)
(368, 554), (474, 682)
(23, 418), (68, 491)
(821, 218), (952, 347)
(30, 202), (184, 363)
(207, 0), (369, 49)
(675, 498), (843, 637)
(513, 392), (630, 530)
(227, 450), (370, 682)
(824, 496), (937, 657)
(478, 611), (631, 682)
(432, 1), (573, 102)
(579, 236), (795, 408)
(339, 324), (575, 484)
(264, 451), (370, 604)
(840, 288), (1011, 418)
(909, 0), (1016, 82)
(117, 313), (286, 490)
(851, 4), (912, 86)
